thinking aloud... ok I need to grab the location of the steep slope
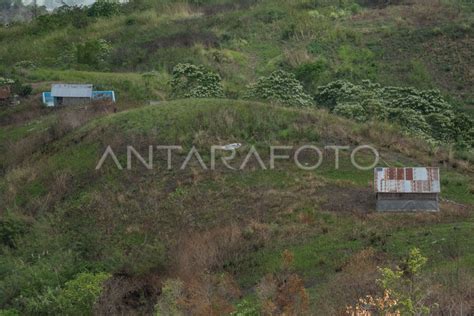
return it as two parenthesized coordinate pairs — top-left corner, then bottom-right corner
(0, 99), (472, 314)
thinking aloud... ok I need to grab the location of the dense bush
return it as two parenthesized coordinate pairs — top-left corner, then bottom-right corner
(245, 70), (313, 107)
(0, 215), (28, 248)
(35, 6), (90, 31)
(88, 0), (121, 18)
(12, 81), (32, 97)
(333, 102), (367, 122)
(171, 63), (224, 99)
(56, 272), (110, 314)
(315, 80), (473, 147)
(76, 39), (112, 69)
(21, 272), (110, 315)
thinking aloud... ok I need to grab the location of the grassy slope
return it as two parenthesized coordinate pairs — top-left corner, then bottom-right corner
(0, 0), (473, 110)
(0, 99), (473, 313)
(0, 0), (474, 313)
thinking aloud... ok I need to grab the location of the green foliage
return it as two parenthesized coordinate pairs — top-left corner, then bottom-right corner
(0, 77), (14, 85)
(315, 80), (472, 147)
(88, 0), (121, 18)
(171, 63), (224, 99)
(378, 248), (431, 316)
(154, 279), (184, 316)
(0, 309), (19, 316)
(56, 272), (109, 315)
(76, 39), (112, 69)
(245, 70), (313, 107)
(294, 59), (331, 90)
(21, 272), (109, 315)
(0, 215), (28, 248)
(115, 234), (166, 275)
(386, 108), (431, 137)
(11, 81), (32, 97)
(230, 299), (260, 316)
(451, 113), (474, 149)
(333, 102), (367, 122)
(35, 6), (90, 31)
(336, 45), (376, 80)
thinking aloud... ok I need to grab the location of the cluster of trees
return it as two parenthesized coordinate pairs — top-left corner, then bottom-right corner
(0, 0), (36, 24)
(171, 64), (473, 149)
(171, 64), (313, 107)
(32, 0), (120, 31)
(0, 0), (121, 24)
(315, 80), (473, 148)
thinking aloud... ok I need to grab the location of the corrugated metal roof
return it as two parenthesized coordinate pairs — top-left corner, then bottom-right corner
(51, 84), (93, 98)
(374, 167), (440, 193)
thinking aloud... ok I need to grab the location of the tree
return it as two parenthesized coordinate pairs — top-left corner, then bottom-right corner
(88, 0), (120, 18)
(171, 63), (224, 99)
(245, 70), (313, 107)
(348, 248), (433, 316)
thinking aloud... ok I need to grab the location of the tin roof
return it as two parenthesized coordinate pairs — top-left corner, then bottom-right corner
(51, 84), (93, 98)
(374, 167), (440, 193)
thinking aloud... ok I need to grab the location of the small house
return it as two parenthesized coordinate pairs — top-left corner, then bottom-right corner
(43, 84), (116, 107)
(51, 84), (93, 106)
(374, 167), (440, 212)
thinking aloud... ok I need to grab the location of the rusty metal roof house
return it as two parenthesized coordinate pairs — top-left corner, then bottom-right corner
(374, 167), (440, 211)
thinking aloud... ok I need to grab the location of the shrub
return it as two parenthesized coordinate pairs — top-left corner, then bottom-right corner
(255, 250), (309, 315)
(294, 59), (331, 90)
(88, 0), (121, 18)
(451, 113), (474, 148)
(348, 248), (432, 316)
(245, 70), (313, 107)
(56, 272), (110, 315)
(76, 39), (112, 69)
(154, 279), (185, 316)
(315, 80), (366, 109)
(170, 63), (224, 99)
(314, 80), (468, 146)
(386, 108), (431, 136)
(0, 77), (14, 87)
(333, 102), (367, 122)
(114, 233), (166, 275)
(12, 81), (32, 97)
(0, 215), (28, 248)
(230, 299), (260, 316)
(377, 248), (432, 315)
(425, 112), (455, 142)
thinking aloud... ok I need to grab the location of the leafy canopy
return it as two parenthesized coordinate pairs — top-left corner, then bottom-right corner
(315, 80), (473, 147)
(171, 63), (224, 99)
(245, 70), (314, 107)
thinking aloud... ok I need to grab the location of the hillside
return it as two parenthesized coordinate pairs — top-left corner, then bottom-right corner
(1, 0), (474, 315)
(1, 99), (473, 314)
